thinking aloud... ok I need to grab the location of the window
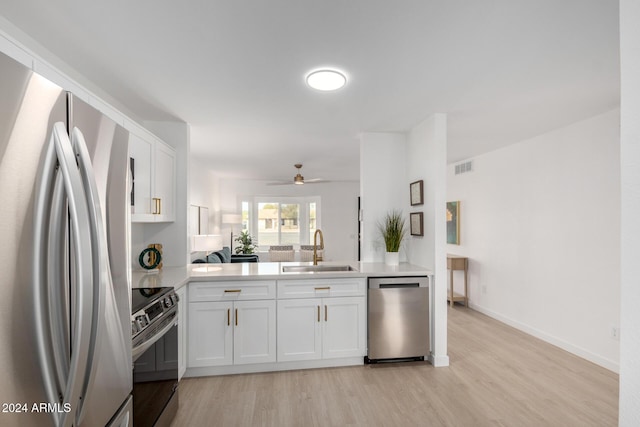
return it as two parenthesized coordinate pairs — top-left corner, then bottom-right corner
(309, 202), (317, 242)
(241, 197), (320, 250)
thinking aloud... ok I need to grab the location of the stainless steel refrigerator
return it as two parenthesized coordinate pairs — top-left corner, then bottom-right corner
(0, 50), (132, 426)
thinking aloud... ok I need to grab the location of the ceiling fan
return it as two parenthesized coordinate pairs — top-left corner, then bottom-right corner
(267, 164), (329, 186)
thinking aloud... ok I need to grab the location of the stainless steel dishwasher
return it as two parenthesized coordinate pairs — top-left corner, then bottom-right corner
(366, 276), (430, 362)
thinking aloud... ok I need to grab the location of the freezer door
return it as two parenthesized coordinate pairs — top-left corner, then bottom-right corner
(69, 95), (132, 427)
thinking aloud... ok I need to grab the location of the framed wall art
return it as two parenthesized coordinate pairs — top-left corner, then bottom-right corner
(410, 212), (424, 236)
(410, 180), (424, 206)
(446, 201), (460, 245)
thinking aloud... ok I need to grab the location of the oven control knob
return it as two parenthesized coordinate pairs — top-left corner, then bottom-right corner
(132, 322), (139, 335)
(163, 296), (174, 308)
(136, 315), (149, 329)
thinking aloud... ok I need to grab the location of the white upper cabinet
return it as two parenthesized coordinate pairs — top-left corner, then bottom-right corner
(129, 132), (176, 222)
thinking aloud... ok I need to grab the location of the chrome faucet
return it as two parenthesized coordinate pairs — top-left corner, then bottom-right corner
(313, 229), (324, 265)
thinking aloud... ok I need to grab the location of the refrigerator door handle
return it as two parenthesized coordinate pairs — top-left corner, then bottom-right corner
(33, 124), (66, 419)
(70, 127), (109, 422)
(33, 122), (95, 427)
(48, 169), (71, 390)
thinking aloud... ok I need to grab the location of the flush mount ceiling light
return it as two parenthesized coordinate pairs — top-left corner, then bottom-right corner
(306, 69), (347, 91)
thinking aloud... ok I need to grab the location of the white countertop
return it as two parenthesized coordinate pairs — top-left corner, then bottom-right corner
(131, 261), (433, 290)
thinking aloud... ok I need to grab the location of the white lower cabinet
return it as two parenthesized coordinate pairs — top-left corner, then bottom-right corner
(188, 299), (276, 368)
(323, 297), (367, 359)
(277, 296), (366, 362)
(185, 278), (365, 375)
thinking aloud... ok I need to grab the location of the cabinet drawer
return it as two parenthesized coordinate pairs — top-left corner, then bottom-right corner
(277, 278), (366, 299)
(189, 281), (276, 302)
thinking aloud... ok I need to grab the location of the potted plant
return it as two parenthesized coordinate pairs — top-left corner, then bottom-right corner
(378, 210), (406, 266)
(234, 230), (258, 254)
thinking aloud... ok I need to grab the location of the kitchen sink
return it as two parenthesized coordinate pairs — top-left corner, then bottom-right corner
(281, 265), (357, 273)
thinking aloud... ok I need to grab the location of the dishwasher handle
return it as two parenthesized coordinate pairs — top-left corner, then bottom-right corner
(379, 283), (419, 289)
(368, 276), (429, 289)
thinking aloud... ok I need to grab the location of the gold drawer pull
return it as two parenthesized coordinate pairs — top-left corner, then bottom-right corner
(227, 308), (230, 326)
(325, 305), (328, 322)
(314, 287), (330, 291)
(235, 308), (238, 326)
(224, 289), (242, 293)
(317, 305), (320, 322)
(152, 197), (161, 214)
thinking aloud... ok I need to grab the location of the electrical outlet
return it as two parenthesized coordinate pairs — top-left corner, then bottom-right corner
(611, 325), (620, 341)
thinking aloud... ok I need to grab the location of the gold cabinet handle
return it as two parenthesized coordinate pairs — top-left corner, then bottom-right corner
(227, 308), (230, 326)
(152, 197), (161, 214)
(314, 287), (330, 291)
(317, 305), (320, 322)
(235, 308), (238, 326)
(224, 289), (242, 293)
(325, 305), (328, 322)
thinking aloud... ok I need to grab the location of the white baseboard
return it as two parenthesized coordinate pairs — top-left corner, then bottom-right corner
(469, 302), (619, 373)
(429, 353), (450, 367)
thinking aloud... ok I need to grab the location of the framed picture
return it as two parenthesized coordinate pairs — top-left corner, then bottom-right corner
(410, 180), (424, 206)
(446, 201), (460, 244)
(410, 212), (424, 236)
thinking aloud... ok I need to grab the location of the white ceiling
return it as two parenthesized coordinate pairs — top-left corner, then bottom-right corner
(0, 1), (619, 182)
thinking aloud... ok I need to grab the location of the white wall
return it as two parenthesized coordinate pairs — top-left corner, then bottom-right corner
(359, 132), (408, 262)
(190, 157), (221, 233)
(619, 0), (640, 423)
(448, 109), (621, 371)
(217, 178), (360, 261)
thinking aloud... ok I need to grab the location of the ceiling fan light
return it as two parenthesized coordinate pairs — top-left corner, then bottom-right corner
(294, 174), (305, 184)
(306, 69), (347, 91)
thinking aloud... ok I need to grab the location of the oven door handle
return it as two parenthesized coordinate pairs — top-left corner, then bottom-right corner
(132, 312), (177, 361)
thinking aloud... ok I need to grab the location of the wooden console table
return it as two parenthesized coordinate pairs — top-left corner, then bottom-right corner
(447, 254), (468, 307)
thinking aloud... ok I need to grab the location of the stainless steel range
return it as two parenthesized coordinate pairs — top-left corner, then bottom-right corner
(131, 287), (179, 427)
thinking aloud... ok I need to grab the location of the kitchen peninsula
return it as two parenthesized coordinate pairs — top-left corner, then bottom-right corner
(132, 261), (433, 378)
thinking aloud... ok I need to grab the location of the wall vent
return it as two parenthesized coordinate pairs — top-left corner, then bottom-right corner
(454, 160), (473, 175)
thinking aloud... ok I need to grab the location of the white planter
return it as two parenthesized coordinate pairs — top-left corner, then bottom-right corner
(385, 251), (399, 266)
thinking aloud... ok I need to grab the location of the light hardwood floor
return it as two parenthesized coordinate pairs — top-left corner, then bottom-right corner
(172, 307), (618, 426)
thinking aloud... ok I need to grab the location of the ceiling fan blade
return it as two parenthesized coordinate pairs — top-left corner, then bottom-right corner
(266, 181), (294, 186)
(304, 178), (330, 183)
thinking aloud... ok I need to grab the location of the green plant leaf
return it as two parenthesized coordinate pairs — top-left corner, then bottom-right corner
(377, 210), (406, 252)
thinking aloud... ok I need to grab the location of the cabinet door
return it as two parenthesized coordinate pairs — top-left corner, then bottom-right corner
(322, 297), (366, 359)
(129, 133), (154, 221)
(188, 301), (232, 367)
(153, 141), (175, 222)
(233, 300), (276, 365)
(176, 287), (187, 379)
(277, 298), (322, 362)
